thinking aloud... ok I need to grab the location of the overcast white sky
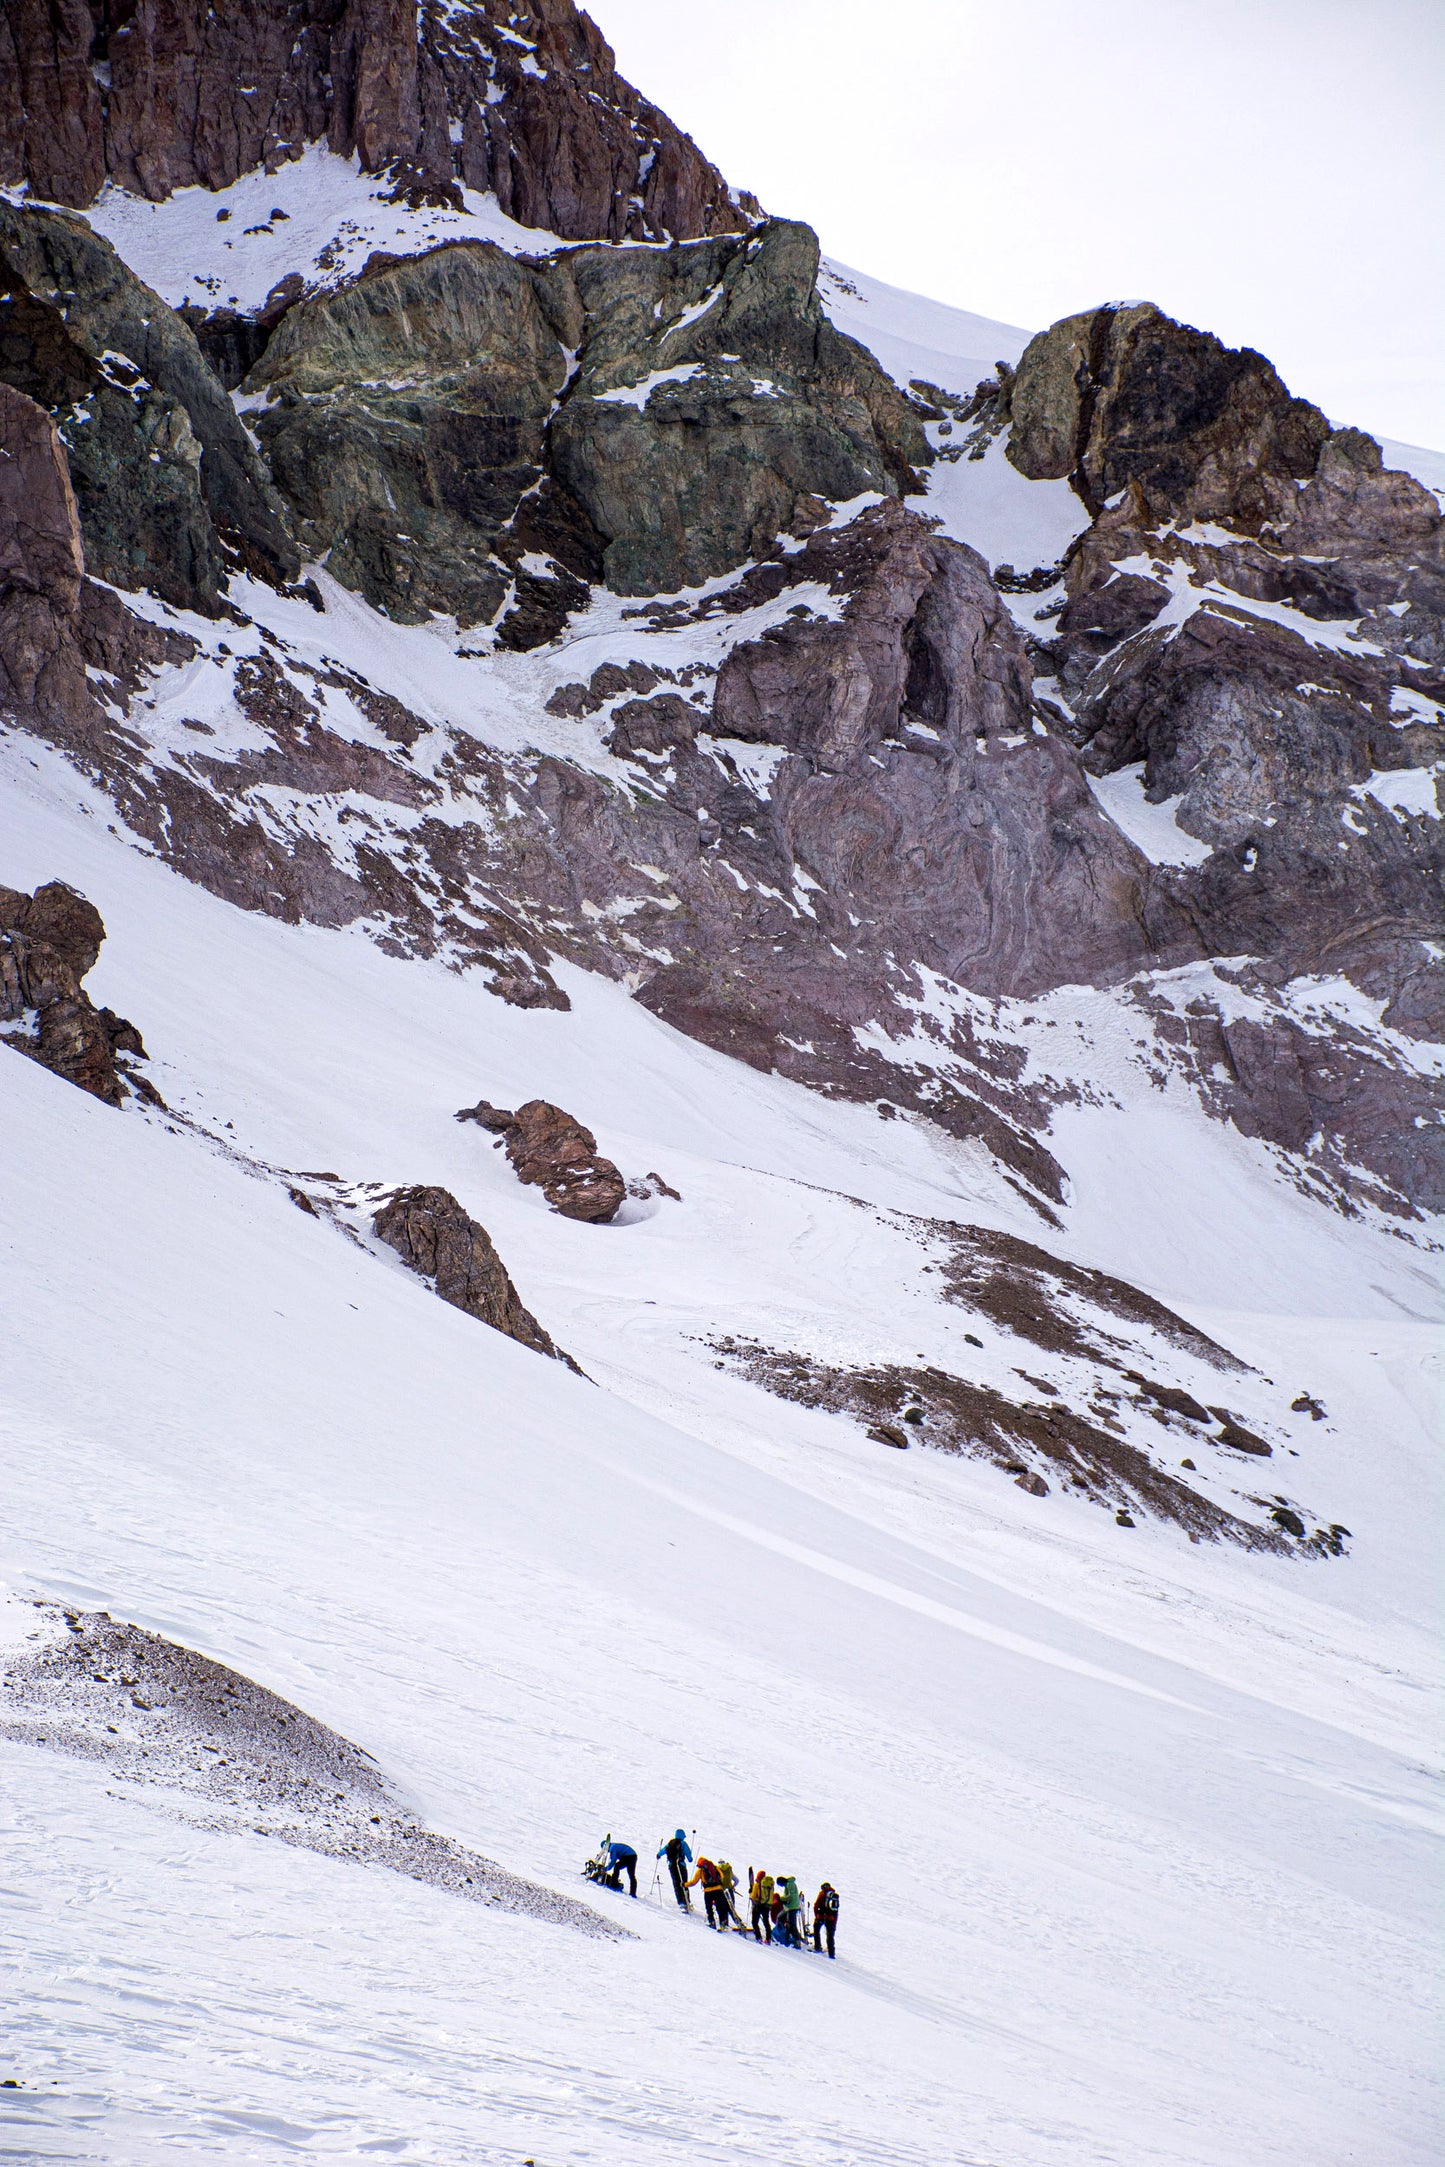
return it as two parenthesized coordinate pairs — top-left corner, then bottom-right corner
(586, 0), (1444, 450)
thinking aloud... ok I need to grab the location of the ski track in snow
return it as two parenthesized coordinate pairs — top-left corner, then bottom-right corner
(0, 173), (1442, 2167)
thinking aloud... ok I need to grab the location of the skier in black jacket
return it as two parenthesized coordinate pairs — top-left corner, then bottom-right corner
(813, 1881), (839, 1958)
(658, 1828), (693, 1909)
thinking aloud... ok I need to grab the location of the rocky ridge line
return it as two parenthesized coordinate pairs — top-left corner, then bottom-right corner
(0, 64), (1438, 1219)
(0, 0), (755, 245)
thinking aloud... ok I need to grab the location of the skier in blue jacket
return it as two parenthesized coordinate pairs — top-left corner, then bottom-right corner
(602, 1838), (638, 1895)
(658, 1828), (693, 1909)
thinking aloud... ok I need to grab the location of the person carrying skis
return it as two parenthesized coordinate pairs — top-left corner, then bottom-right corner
(685, 1854), (731, 1930)
(658, 1828), (693, 1909)
(601, 1837), (638, 1896)
(717, 1858), (743, 1928)
(779, 1874), (804, 1946)
(749, 1867), (775, 1942)
(812, 1880), (839, 1957)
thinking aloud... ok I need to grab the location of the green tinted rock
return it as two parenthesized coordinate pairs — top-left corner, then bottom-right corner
(250, 241), (568, 625)
(551, 220), (929, 595)
(246, 219), (929, 629)
(0, 200), (297, 605)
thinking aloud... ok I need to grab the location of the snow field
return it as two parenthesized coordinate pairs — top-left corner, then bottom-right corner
(1, 742), (1441, 2166)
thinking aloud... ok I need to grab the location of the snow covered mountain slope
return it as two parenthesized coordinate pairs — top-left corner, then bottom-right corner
(1, 6), (1443, 2162)
(2, 733), (1442, 2167)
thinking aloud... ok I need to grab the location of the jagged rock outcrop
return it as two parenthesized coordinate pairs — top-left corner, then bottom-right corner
(633, 502), (1196, 1104)
(547, 220), (926, 596)
(0, 376), (100, 724)
(0, 200), (298, 608)
(0, 376), (84, 604)
(1006, 301), (1331, 522)
(0, 878), (153, 1106)
(0, 0), (753, 245)
(0, 370), (222, 862)
(1001, 302), (1445, 1211)
(458, 1099), (626, 1223)
(247, 217), (925, 625)
(372, 1182), (572, 1361)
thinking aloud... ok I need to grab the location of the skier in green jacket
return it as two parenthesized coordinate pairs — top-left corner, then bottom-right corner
(780, 1874), (804, 1946)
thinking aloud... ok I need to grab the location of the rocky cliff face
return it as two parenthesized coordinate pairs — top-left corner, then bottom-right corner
(0, 0), (753, 242)
(0, 199), (298, 608)
(0, 7), (1439, 1235)
(246, 215), (924, 629)
(1002, 304), (1445, 1210)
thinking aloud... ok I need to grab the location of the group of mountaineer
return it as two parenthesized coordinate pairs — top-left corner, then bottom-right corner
(588, 1831), (840, 1958)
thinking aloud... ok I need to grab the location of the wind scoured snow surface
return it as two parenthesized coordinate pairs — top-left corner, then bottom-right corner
(1, 739), (1442, 2167)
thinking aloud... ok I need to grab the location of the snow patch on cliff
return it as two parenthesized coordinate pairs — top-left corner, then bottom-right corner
(85, 143), (579, 314)
(1087, 764), (1215, 866)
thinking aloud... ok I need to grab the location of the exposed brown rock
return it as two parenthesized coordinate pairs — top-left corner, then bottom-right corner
(0, 879), (150, 1107)
(605, 695), (696, 759)
(936, 1222), (1246, 1371)
(470, 1099), (627, 1224)
(0, 0), (754, 245)
(1006, 302), (1329, 522)
(455, 1098), (518, 1134)
(371, 1182), (570, 1362)
(1210, 1410), (1272, 1457)
(0, 379), (85, 609)
(1125, 1373), (1213, 1424)
(711, 1336), (1334, 1555)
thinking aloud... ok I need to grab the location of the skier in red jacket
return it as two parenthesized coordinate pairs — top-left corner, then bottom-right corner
(812, 1881), (839, 1958)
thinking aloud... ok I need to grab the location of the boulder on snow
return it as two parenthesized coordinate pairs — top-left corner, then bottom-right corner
(0, 879), (153, 1107)
(371, 1183), (573, 1367)
(457, 1098), (626, 1224)
(1125, 1373), (1213, 1425)
(1210, 1409), (1272, 1456)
